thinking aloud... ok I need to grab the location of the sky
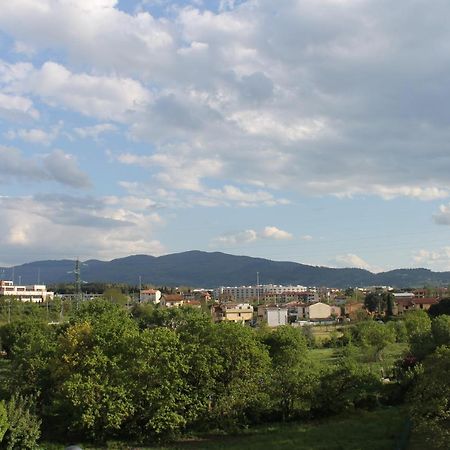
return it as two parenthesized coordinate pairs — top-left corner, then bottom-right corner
(1, 0), (450, 272)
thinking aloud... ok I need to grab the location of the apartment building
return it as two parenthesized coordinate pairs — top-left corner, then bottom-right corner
(0, 280), (54, 303)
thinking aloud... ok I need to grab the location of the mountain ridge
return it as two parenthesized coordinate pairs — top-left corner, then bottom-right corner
(1, 251), (449, 288)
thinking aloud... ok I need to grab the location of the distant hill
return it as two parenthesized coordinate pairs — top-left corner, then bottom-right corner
(1, 251), (450, 288)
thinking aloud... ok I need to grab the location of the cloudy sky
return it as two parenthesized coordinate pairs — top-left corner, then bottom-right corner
(1, 0), (450, 272)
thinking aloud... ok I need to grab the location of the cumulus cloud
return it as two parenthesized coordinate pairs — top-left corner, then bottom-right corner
(0, 194), (165, 265)
(433, 204), (450, 225)
(0, 146), (90, 188)
(74, 123), (117, 140)
(0, 92), (39, 120)
(333, 253), (374, 271)
(1, 2), (450, 200)
(413, 247), (450, 271)
(6, 122), (63, 145)
(211, 226), (293, 247)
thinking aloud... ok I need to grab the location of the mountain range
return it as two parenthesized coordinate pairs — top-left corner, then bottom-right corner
(1, 251), (450, 288)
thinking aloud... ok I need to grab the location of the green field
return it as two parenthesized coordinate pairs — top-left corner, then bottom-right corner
(55, 407), (407, 450)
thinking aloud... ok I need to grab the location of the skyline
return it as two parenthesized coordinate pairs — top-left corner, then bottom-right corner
(1, 0), (450, 271)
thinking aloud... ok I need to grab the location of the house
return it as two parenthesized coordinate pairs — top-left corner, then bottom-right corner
(160, 294), (184, 308)
(286, 301), (333, 322)
(184, 300), (202, 309)
(211, 303), (254, 324)
(343, 302), (365, 318)
(0, 280), (54, 303)
(139, 289), (162, 304)
(307, 302), (332, 320)
(395, 297), (439, 315)
(257, 305), (288, 327)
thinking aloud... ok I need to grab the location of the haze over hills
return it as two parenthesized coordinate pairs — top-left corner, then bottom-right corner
(1, 251), (450, 288)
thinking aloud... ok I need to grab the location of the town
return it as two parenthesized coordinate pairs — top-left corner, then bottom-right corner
(0, 278), (445, 326)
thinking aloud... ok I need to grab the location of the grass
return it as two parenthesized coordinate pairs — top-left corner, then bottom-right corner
(175, 408), (407, 450)
(55, 407), (407, 450)
(309, 342), (409, 375)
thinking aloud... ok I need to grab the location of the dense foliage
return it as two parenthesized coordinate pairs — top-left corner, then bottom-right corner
(0, 299), (449, 447)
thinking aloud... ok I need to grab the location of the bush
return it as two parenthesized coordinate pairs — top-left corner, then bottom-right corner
(2, 394), (41, 450)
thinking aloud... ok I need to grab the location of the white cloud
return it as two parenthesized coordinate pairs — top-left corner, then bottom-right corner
(6, 122), (63, 146)
(433, 204), (450, 225)
(2, 0), (450, 205)
(211, 225), (293, 247)
(260, 226), (293, 240)
(413, 247), (450, 271)
(74, 123), (117, 140)
(0, 92), (39, 120)
(0, 146), (90, 188)
(0, 194), (165, 265)
(333, 253), (376, 272)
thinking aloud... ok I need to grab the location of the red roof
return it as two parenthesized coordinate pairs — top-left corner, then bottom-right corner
(413, 298), (439, 305)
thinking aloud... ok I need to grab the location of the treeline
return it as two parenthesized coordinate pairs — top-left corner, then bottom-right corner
(0, 301), (449, 448)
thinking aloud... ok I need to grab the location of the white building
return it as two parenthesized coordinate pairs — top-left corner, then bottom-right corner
(214, 284), (308, 301)
(0, 280), (54, 303)
(258, 305), (288, 327)
(139, 289), (162, 304)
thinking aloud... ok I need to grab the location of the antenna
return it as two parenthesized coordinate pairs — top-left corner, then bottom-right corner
(12, 266), (15, 284)
(68, 258), (87, 308)
(37, 268), (40, 284)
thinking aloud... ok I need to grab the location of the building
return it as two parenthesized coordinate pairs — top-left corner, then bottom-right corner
(211, 303), (254, 324)
(160, 294), (184, 308)
(139, 289), (162, 304)
(264, 291), (318, 304)
(213, 284), (309, 302)
(343, 302), (365, 318)
(0, 280), (54, 303)
(286, 301), (333, 322)
(395, 297), (439, 315)
(257, 305), (288, 327)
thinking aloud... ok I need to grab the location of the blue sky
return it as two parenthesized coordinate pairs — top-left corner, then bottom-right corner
(1, 0), (450, 272)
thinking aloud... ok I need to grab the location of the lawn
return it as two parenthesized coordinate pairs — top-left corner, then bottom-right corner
(174, 408), (408, 450)
(57, 407), (408, 450)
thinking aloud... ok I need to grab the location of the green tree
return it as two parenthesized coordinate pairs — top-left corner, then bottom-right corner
(0, 401), (8, 443)
(2, 394), (41, 450)
(404, 310), (433, 359)
(102, 288), (129, 306)
(263, 326), (317, 420)
(364, 292), (386, 314)
(127, 328), (191, 442)
(428, 298), (450, 317)
(208, 322), (271, 429)
(52, 300), (138, 440)
(1, 319), (58, 405)
(431, 315), (450, 347)
(315, 350), (382, 415)
(409, 346), (450, 449)
(353, 320), (395, 361)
